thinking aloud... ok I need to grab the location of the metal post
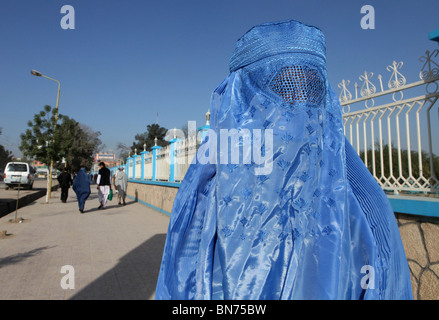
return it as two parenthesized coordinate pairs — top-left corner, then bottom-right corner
(46, 80), (60, 203)
(31, 70), (60, 204)
(15, 181), (20, 222)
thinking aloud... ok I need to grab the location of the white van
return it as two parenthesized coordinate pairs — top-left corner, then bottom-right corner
(3, 162), (35, 190)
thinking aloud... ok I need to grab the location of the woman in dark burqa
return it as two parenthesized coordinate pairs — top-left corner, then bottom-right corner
(155, 20), (413, 300)
(73, 168), (91, 214)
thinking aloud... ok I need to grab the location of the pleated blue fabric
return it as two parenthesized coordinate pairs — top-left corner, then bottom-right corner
(155, 20), (413, 300)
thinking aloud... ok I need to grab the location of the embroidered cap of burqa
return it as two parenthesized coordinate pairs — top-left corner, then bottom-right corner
(155, 20), (413, 300)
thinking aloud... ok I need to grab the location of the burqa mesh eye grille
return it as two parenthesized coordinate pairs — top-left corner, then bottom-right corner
(269, 65), (325, 105)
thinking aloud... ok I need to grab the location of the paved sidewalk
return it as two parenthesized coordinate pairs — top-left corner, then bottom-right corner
(0, 186), (170, 300)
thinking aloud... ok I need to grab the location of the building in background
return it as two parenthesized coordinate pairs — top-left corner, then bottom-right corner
(92, 152), (123, 173)
(31, 160), (46, 169)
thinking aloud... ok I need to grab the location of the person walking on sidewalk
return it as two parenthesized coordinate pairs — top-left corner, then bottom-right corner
(57, 167), (72, 203)
(72, 168), (91, 213)
(113, 166), (128, 205)
(96, 162), (112, 209)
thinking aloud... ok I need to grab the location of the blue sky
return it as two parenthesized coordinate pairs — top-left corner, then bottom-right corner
(0, 0), (438, 158)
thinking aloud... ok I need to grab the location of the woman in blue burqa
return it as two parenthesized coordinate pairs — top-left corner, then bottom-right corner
(156, 20), (413, 300)
(73, 168), (91, 214)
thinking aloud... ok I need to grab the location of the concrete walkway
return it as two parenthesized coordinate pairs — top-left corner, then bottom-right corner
(0, 186), (170, 300)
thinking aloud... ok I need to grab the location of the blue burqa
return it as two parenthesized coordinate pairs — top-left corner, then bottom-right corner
(73, 168), (91, 211)
(155, 20), (413, 300)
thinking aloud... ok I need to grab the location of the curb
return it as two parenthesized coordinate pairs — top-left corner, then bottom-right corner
(0, 185), (60, 219)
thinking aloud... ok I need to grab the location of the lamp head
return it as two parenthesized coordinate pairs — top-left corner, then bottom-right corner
(31, 69), (42, 77)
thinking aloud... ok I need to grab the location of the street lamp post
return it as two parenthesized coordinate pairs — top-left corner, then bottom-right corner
(30, 69), (61, 204)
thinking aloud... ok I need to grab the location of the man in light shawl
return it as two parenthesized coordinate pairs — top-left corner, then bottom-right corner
(113, 166), (128, 205)
(72, 168), (91, 214)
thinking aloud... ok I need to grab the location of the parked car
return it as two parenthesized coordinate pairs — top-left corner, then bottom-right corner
(36, 172), (47, 179)
(3, 162), (35, 190)
(36, 168), (48, 179)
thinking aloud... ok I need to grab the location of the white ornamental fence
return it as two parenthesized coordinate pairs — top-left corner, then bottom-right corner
(339, 49), (439, 195)
(120, 132), (203, 183)
(173, 135), (198, 182)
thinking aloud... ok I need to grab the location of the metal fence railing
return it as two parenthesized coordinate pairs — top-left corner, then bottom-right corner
(339, 49), (439, 195)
